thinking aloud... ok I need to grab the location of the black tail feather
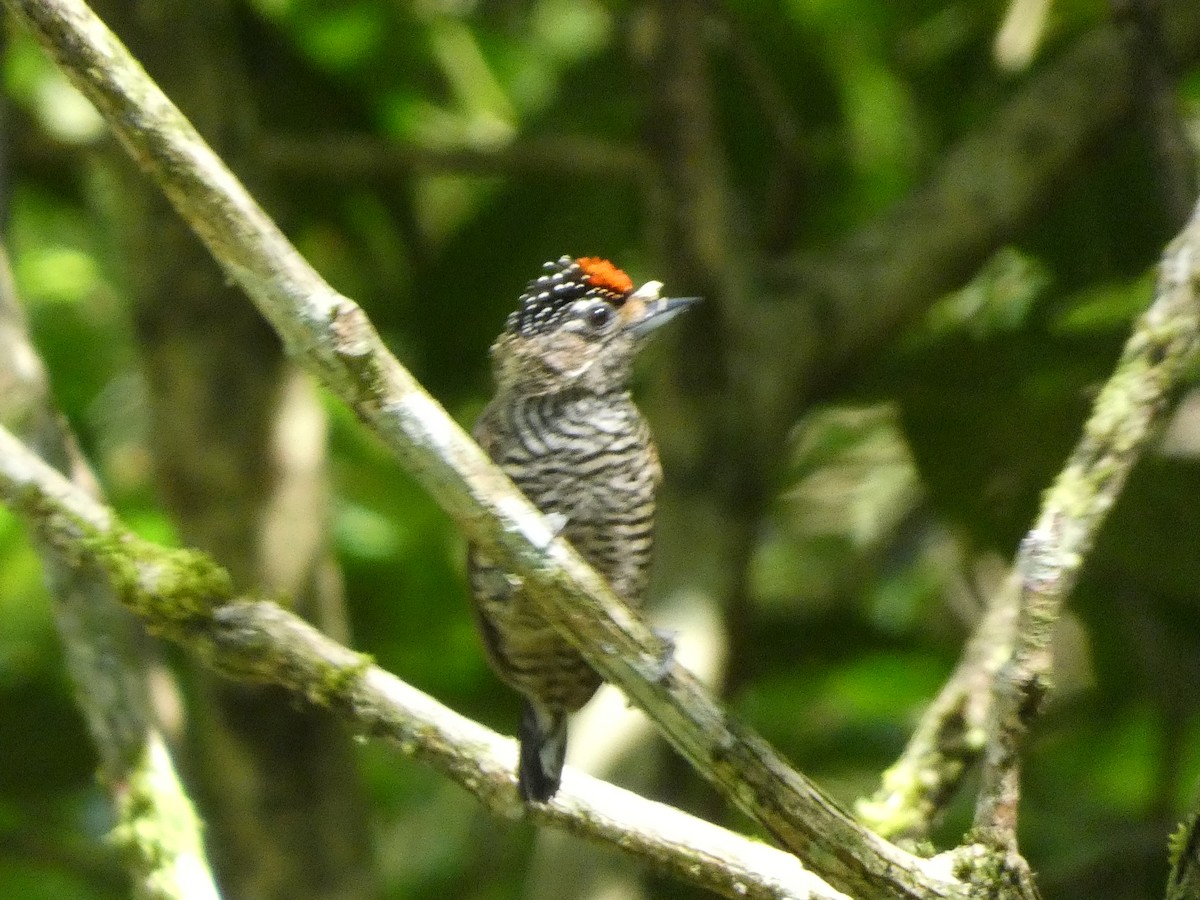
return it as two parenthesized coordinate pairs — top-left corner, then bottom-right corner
(517, 701), (568, 803)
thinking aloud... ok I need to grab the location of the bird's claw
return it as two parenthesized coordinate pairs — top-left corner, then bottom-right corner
(543, 512), (569, 537)
(651, 627), (678, 683)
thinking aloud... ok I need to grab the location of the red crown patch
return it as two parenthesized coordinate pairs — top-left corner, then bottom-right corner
(577, 257), (633, 295)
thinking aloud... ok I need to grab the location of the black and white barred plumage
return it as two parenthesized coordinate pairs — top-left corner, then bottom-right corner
(468, 256), (695, 803)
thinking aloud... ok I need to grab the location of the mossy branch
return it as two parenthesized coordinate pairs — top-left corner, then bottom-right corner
(1168, 807), (1200, 900)
(857, 581), (1017, 842)
(0, 248), (218, 900)
(0, 423), (844, 900)
(972, 201), (1200, 851)
(861, 196), (1200, 879)
(860, 190), (1200, 859)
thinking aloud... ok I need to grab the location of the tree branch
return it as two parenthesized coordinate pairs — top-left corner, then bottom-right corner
(0, 247), (218, 900)
(973, 197), (1200, 850)
(857, 577), (1019, 842)
(0, 424), (845, 900)
(811, 1), (1200, 845)
(1168, 805), (1200, 900)
(88, 0), (374, 891)
(864, 181), (1200, 884)
(1, 0), (961, 896)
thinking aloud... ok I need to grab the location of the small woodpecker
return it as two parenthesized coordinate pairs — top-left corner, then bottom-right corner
(468, 255), (696, 803)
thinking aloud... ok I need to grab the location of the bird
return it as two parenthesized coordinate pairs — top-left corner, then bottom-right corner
(468, 255), (696, 803)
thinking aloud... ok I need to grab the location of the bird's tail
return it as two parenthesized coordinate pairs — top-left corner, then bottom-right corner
(518, 700), (568, 803)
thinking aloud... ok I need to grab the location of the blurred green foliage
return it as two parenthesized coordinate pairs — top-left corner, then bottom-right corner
(2, 1), (1199, 899)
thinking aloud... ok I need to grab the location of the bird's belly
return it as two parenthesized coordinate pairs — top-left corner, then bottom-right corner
(483, 600), (602, 711)
(469, 397), (660, 713)
(513, 450), (658, 604)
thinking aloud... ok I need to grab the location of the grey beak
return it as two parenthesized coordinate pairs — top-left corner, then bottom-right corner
(629, 296), (701, 337)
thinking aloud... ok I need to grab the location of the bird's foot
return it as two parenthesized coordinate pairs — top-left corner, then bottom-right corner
(543, 511), (569, 537)
(651, 627), (678, 683)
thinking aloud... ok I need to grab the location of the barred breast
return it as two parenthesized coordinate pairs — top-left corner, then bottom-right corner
(468, 389), (661, 711)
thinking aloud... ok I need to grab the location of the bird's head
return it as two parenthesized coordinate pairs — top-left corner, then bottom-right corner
(490, 256), (697, 396)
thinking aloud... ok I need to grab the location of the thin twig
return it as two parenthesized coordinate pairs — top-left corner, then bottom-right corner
(1, 1), (959, 897)
(1167, 805), (1200, 900)
(857, 577), (1019, 842)
(640, 0), (771, 706)
(815, 1), (1200, 846)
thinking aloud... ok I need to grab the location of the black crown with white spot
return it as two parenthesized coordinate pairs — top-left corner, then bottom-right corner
(507, 256), (632, 337)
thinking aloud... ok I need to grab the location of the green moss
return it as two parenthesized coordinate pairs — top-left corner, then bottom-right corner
(856, 761), (927, 839)
(83, 529), (234, 627)
(1169, 812), (1197, 870)
(310, 651), (374, 707)
(109, 736), (218, 900)
(952, 835), (1018, 885)
(10, 477), (235, 631)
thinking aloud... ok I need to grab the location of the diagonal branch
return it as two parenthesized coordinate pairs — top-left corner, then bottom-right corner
(857, 576), (1019, 842)
(973, 197), (1200, 850)
(0, 0), (966, 896)
(0, 423), (845, 900)
(833, 1), (1200, 843)
(0, 247), (218, 900)
(864, 190), (1200, 868)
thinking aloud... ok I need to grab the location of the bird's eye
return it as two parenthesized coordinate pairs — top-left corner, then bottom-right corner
(584, 302), (614, 330)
